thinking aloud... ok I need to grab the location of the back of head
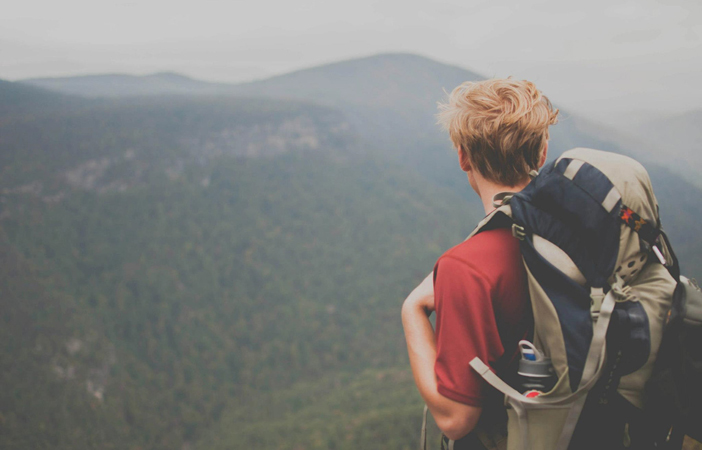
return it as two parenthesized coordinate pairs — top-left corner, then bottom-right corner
(438, 78), (559, 186)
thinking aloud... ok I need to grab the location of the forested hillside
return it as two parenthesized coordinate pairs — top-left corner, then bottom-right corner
(3, 53), (702, 449)
(0, 81), (472, 449)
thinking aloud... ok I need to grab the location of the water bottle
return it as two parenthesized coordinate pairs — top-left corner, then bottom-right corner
(518, 340), (557, 397)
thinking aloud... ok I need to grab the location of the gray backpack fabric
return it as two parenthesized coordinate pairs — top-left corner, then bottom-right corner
(422, 148), (697, 450)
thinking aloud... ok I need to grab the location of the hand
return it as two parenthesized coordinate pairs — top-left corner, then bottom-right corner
(404, 272), (435, 315)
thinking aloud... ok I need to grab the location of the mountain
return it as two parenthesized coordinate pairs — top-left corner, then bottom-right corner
(0, 78), (85, 115)
(20, 53), (480, 110)
(22, 72), (230, 98)
(18, 53), (484, 162)
(14, 50), (700, 276)
(231, 53), (480, 110)
(17, 54), (633, 191)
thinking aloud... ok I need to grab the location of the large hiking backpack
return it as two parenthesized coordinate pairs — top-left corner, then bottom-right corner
(421, 148), (702, 450)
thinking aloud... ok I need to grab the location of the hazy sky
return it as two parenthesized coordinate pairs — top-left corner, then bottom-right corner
(2, 0), (700, 124)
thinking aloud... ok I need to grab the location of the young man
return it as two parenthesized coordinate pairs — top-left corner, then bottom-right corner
(402, 78), (559, 447)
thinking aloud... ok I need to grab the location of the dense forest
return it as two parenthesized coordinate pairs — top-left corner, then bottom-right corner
(1, 152), (466, 449)
(2, 54), (701, 449)
(0, 82), (471, 450)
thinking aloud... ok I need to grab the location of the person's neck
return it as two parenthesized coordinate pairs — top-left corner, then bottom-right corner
(475, 177), (531, 215)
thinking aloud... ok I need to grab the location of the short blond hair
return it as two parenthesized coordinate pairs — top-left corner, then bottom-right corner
(437, 78), (559, 186)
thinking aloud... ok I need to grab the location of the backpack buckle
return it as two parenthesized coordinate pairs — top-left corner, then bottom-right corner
(590, 287), (605, 321)
(512, 224), (526, 240)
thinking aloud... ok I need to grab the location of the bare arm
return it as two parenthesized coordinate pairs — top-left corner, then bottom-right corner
(401, 273), (481, 440)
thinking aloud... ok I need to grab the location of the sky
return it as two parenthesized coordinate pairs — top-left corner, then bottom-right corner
(1, 0), (701, 126)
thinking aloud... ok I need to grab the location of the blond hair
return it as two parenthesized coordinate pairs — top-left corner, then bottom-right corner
(437, 78), (559, 186)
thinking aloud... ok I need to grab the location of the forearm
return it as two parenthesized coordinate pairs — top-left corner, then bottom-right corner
(401, 299), (445, 411)
(401, 279), (481, 440)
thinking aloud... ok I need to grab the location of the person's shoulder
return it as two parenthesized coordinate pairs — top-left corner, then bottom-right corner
(440, 227), (517, 264)
(435, 226), (526, 298)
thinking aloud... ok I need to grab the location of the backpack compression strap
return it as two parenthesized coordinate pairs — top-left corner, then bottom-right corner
(619, 204), (681, 282)
(619, 206), (659, 246)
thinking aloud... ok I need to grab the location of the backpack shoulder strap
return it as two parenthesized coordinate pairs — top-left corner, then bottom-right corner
(466, 204), (513, 241)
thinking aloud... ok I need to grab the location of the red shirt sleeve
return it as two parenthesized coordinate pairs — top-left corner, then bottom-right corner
(434, 256), (505, 406)
(433, 228), (529, 407)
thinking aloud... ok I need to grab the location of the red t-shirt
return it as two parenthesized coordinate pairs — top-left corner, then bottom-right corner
(434, 227), (530, 406)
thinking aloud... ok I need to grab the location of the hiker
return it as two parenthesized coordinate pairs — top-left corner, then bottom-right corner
(402, 78), (559, 448)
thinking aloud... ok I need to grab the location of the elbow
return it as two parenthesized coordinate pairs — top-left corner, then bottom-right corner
(400, 294), (416, 325)
(435, 415), (477, 441)
(401, 295), (412, 317)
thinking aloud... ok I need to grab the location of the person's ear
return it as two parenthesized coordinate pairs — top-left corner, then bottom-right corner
(538, 142), (549, 168)
(458, 146), (472, 172)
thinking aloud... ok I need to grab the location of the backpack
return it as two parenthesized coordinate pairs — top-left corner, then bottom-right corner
(420, 148), (702, 450)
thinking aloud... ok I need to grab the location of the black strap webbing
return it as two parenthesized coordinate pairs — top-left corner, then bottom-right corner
(619, 205), (660, 245)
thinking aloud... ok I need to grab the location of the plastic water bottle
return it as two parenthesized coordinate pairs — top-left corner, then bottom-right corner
(518, 340), (557, 397)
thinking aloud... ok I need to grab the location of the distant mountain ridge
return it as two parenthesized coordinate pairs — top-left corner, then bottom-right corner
(18, 53), (483, 139)
(22, 71), (230, 98)
(0, 78), (84, 115)
(9, 53), (698, 197)
(19, 56), (700, 190)
(10, 53), (701, 243)
(229, 53), (483, 109)
(20, 53), (483, 106)
(13, 53), (627, 154)
(14, 54), (487, 200)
